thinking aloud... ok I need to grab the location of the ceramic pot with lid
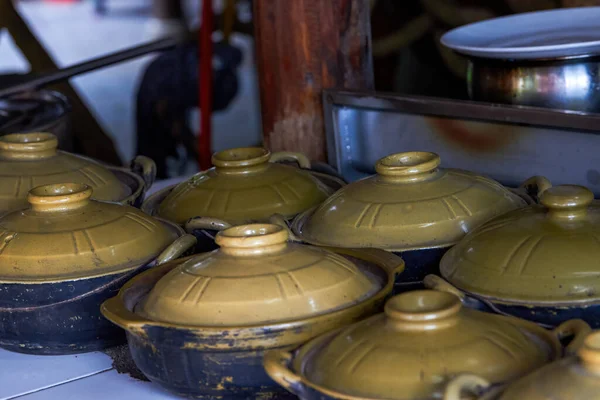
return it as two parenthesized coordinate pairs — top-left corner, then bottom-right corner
(432, 184), (600, 328)
(141, 147), (344, 253)
(445, 330), (600, 400)
(0, 132), (156, 214)
(0, 183), (196, 355)
(291, 151), (546, 291)
(101, 223), (403, 399)
(264, 290), (589, 400)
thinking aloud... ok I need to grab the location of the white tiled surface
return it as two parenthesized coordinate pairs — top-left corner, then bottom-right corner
(0, 349), (112, 399)
(17, 370), (180, 400)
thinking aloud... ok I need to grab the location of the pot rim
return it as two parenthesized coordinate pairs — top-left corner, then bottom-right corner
(101, 247), (404, 350)
(268, 311), (571, 400)
(0, 218), (184, 285)
(140, 169), (346, 221)
(103, 164), (145, 206)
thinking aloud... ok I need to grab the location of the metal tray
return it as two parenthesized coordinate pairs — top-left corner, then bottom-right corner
(324, 90), (600, 194)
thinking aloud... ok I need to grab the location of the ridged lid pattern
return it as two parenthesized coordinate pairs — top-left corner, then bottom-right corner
(294, 152), (526, 251)
(0, 183), (176, 283)
(136, 224), (381, 326)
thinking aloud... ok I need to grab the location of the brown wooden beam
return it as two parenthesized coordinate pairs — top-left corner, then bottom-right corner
(254, 0), (374, 162)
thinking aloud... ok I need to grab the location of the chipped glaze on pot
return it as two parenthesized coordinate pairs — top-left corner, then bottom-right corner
(0, 183), (197, 355)
(155, 148), (333, 225)
(0, 133), (132, 212)
(264, 290), (590, 400)
(100, 230), (404, 399)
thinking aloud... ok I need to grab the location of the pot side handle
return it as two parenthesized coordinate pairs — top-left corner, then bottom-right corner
(552, 319), (591, 356)
(185, 216), (232, 233)
(131, 155), (157, 190)
(423, 274), (466, 301)
(518, 176), (552, 204)
(270, 152), (312, 169)
(444, 374), (490, 400)
(156, 234), (197, 265)
(263, 350), (305, 397)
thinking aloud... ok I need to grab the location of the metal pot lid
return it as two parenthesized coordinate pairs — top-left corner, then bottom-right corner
(293, 152), (526, 251)
(293, 290), (558, 400)
(135, 223), (382, 326)
(0, 132), (130, 212)
(498, 331), (600, 400)
(441, 185), (600, 303)
(0, 183), (177, 283)
(156, 147), (332, 225)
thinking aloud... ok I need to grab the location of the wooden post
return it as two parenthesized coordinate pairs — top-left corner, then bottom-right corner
(254, 0), (374, 162)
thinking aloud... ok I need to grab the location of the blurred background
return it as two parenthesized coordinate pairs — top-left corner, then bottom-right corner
(1, 0), (596, 179)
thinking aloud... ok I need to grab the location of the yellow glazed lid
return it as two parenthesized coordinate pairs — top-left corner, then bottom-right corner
(441, 185), (600, 303)
(498, 331), (600, 400)
(156, 148), (332, 225)
(135, 223), (381, 326)
(0, 132), (130, 212)
(293, 151), (526, 251)
(289, 290), (557, 400)
(292, 290), (557, 400)
(0, 183), (177, 283)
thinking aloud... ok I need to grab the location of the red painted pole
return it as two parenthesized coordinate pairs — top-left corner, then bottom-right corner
(198, 0), (213, 170)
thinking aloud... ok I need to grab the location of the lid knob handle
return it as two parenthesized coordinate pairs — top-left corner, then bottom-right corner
(0, 132), (58, 160)
(28, 183), (93, 212)
(540, 185), (593, 219)
(212, 147), (271, 174)
(215, 223), (289, 256)
(384, 290), (461, 330)
(375, 152), (440, 182)
(578, 332), (600, 373)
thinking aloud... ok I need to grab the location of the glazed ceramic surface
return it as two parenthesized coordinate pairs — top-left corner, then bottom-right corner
(0, 183), (195, 355)
(441, 7), (600, 60)
(0, 133), (133, 212)
(137, 224), (380, 326)
(441, 185), (600, 303)
(498, 330), (600, 399)
(445, 330), (600, 400)
(293, 151), (527, 252)
(101, 228), (404, 399)
(155, 148), (333, 225)
(0, 183), (176, 282)
(264, 290), (588, 400)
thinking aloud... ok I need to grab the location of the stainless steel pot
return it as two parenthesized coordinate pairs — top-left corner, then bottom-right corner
(467, 55), (600, 113)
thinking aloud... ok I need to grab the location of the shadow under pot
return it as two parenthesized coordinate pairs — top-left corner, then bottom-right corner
(264, 290), (590, 400)
(141, 147), (345, 253)
(101, 223), (403, 399)
(430, 184), (600, 329)
(444, 330), (600, 400)
(0, 132), (157, 214)
(0, 183), (196, 355)
(290, 151), (546, 292)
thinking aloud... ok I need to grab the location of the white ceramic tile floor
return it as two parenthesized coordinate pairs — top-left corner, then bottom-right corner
(0, 349), (112, 399)
(16, 370), (181, 400)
